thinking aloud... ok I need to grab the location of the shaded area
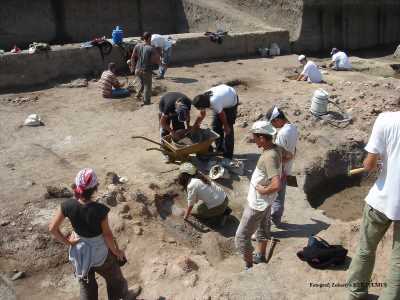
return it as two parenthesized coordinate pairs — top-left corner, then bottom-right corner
(306, 174), (363, 208)
(272, 218), (330, 239)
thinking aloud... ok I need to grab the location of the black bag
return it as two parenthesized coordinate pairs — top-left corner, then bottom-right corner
(297, 236), (348, 269)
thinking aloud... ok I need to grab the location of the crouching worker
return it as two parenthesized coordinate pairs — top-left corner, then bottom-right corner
(99, 62), (130, 98)
(235, 121), (282, 269)
(178, 162), (229, 221)
(49, 168), (131, 300)
(297, 55), (322, 83)
(159, 92), (192, 141)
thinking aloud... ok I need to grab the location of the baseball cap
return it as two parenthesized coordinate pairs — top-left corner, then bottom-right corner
(250, 120), (277, 136)
(298, 54), (306, 62)
(330, 48), (339, 55)
(176, 104), (189, 122)
(266, 106), (282, 122)
(179, 162), (197, 176)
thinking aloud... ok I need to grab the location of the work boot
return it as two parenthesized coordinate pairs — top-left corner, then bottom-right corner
(253, 253), (267, 264)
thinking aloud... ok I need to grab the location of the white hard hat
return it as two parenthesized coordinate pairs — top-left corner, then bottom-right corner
(179, 162), (197, 176)
(250, 120), (277, 136)
(298, 54), (306, 62)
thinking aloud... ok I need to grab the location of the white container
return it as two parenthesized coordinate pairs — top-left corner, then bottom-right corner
(310, 89), (329, 116)
(270, 43), (280, 56)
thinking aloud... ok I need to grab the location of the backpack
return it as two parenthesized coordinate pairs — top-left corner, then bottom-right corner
(297, 236), (348, 269)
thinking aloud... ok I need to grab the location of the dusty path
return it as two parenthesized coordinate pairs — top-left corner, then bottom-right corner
(1, 55), (398, 299)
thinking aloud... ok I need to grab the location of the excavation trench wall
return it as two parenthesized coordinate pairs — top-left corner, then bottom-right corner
(0, 0), (183, 50)
(303, 141), (366, 208)
(2, 0), (399, 53)
(0, 31), (289, 91)
(227, 0), (400, 52)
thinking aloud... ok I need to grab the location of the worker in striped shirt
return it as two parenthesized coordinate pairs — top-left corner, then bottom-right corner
(99, 62), (130, 98)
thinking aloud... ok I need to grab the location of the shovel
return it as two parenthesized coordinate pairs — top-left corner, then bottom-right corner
(266, 237), (280, 263)
(348, 167), (366, 176)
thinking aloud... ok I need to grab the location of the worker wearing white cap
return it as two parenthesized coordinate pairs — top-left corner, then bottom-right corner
(266, 106), (299, 226)
(235, 121), (282, 269)
(177, 163), (230, 221)
(328, 48), (352, 71)
(297, 54), (322, 83)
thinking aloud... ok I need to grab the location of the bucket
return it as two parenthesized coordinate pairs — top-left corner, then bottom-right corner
(112, 26), (123, 44)
(310, 89), (329, 116)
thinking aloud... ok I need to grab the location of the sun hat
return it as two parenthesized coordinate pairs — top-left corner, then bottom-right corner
(250, 120), (277, 136)
(179, 162), (197, 176)
(298, 54), (306, 62)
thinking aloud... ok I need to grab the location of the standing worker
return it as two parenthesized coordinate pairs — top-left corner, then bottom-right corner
(159, 92), (192, 140)
(151, 34), (174, 79)
(235, 121), (281, 269)
(297, 55), (322, 83)
(347, 112), (400, 300)
(329, 48), (352, 71)
(49, 168), (134, 300)
(192, 84), (239, 160)
(130, 32), (160, 105)
(266, 106), (298, 226)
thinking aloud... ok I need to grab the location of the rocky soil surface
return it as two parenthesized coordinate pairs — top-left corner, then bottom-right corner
(0, 55), (399, 299)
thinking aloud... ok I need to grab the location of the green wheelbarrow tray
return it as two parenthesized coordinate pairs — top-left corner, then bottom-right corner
(132, 129), (220, 161)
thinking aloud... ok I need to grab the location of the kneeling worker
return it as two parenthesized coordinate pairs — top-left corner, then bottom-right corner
(178, 163), (229, 220)
(192, 84), (239, 159)
(159, 92), (192, 140)
(329, 48), (352, 71)
(99, 62), (130, 98)
(297, 55), (322, 83)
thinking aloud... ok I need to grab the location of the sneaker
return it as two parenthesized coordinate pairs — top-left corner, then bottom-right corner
(253, 253), (267, 264)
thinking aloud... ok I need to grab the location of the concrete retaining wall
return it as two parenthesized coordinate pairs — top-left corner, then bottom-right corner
(0, 31), (289, 92)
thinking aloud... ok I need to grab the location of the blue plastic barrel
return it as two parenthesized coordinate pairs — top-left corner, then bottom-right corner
(112, 26), (123, 44)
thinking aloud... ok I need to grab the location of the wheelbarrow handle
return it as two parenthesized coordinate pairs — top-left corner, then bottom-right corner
(132, 136), (163, 147)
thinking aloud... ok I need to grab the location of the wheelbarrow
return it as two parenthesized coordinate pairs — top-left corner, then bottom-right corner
(132, 128), (220, 162)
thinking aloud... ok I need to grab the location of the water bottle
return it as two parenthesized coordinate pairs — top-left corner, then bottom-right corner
(112, 26), (123, 44)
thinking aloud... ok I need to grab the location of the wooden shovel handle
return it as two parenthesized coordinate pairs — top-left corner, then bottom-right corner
(348, 167), (366, 176)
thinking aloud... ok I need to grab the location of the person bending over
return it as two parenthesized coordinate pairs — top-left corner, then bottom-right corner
(177, 162), (229, 221)
(192, 84), (239, 159)
(159, 92), (192, 141)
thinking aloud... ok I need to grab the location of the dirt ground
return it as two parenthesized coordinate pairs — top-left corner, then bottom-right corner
(1, 54), (399, 299)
